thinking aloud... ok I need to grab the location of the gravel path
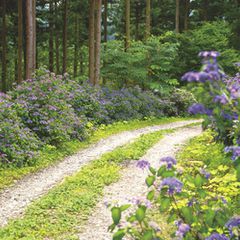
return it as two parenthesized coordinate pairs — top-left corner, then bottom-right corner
(78, 125), (202, 240)
(0, 119), (200, 227)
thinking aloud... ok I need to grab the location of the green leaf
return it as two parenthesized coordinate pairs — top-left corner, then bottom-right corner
(141, 230), (153, 240)
(194, 174), (203, 188)
(145, 176), (155, 187)
(108, 223), (116, 232)
(159, 198), (171, 212)
(136, 206), (146, 222)
(120, 204), (131, 212)
(157, 166), (166, 177)
(113, 230), (125, 240)
(181, 207), (193, 223)
(147, 190), (155, 201)
(149, 167), (156, 175)
(111, 207), (121, 225)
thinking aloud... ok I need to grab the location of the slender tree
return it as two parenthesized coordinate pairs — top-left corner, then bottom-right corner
(18, 0), (23, 84)
(175, 0), (180, 33)
(62, 0), (67, 74)
(32, 0), (36, 69)
(104, 0), (108, 43)
(49, 0), (54, 72)
(73, 14), (79, 78)
(94, 0), (102, 85)
(145, 0), (151, 39)
(54, 0), (60, 74)
(135, 1), (140, 40)
(1, 0), (7, 92)
(125, 0), (130, 50)
(184, 0), (190, 31)
(26, 0), (35, 79)
(89, 0), (95, 84)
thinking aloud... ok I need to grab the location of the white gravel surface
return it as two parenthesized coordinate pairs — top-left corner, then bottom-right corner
(0, 119), (200, 227)
(78, 125), (202, 240)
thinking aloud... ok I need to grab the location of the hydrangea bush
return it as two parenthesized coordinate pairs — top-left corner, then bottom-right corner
(108, 158), (240, 240)
(0, 93), (41, 167)
(182, 51), (240, 176)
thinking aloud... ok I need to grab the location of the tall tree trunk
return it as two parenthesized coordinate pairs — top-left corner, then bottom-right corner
(26, 0), (34, 79)
(73, 14), (79, 78)
(104, 0), (108, 43)
(125, 0), (130, 50)
(18, 0), (23, 84)
(32, 0), (36, 70)
(203, 0), (208, 21)
(62, 0), (67, 74)
(184, 0), (190, 31)
(94, 0), (102, 85)
(54, 0), (60, 74)
(89, 0), (95, 85)
(1, 0), (7, 92)
(135, 1), (140, 40)
(49, 0), (54, 72)
(145, 0), (151, 39)
(175, 0), (180, 33)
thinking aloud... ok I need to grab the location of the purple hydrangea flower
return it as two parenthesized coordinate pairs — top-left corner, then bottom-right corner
(188, 103), (208, 115)
(205, 233), (229, 240)
(199, 51), (220, 59)
(160, 156), (177, 169)
(131, 196), (152, 208)
(175, 222), (190, 239)
(214, 94), (228, 105)
(159, 177), (183, 195)
(181, 71), (210, 82)
(225, 146), (240, 161)
(136, 160), (150, 170)
(200, 168), (211, 180)
(225, 216), (240, 237)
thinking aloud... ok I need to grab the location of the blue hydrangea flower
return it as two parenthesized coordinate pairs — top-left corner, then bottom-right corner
(214, 94), (228, 105)
(200, 168), (211, 180)
(205, 233), (229, 240)
(188, 103), (211, 115)
(175, 222), (190, 239)
(225, 216), (240, 237)
(136, 160), (150, 170)
(159, 177), (183, 195)
(225, 146), (240, 161)
(198, 51), (220, 59)
(159, 156), (177, 169)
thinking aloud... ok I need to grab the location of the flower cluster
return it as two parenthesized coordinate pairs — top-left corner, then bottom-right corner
(159, 177), (183, 195)
(159, 156), (177, 169)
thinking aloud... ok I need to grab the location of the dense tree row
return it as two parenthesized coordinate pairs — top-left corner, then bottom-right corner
(0, 0), (239, 91)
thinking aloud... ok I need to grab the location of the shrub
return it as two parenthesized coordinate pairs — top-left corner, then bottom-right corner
(10, 73), (88, 145)
(0, 93), (41, 167)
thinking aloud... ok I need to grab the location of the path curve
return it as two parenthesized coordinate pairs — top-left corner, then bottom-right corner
(0, 119), (200, 227)
(78, 125), (202, 240)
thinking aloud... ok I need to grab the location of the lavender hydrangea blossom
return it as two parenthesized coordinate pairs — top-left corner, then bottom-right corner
(175, 222), (190, 239)
(136, 160), (150, 170)
(159, 177), (183, 195)
(225, 146), (240, 161)
(205, 233), (229, 240)
(159, 156), (177, 169)
(225, 216), (240, 237)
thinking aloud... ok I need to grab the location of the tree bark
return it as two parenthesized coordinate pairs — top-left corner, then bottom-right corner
(184, 0), (190, 31)
(175, 0), (180, 33)
(104, 0), (108, 43)
(89, 0), (95, 85)
(32, 0), (36, 70)
(18, 0), (23, 84)
(73, 14), (79, 78)
(1, 0), (7, 92)
(62, 0), (67, 74)
(49, 0), (54, 72)
(203, 0), (208, 21)
(145, 0), (151, 39)
(125, 0), (130, 50)
(26, 0), (34, 79)
(94, 0), (102, 85)
(135, 1), (140, 40)
(54, 0), (60, 74)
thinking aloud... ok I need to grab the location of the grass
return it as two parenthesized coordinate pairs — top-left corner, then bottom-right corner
(0, 128), (174, 240)
(0, 117), (191, 191)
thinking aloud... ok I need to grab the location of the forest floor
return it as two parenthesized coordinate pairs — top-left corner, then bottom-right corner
(0, 119), (201, 230)
(78, 125), (201, 240)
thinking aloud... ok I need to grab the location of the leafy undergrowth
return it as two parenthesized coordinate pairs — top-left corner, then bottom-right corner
(0, 117), (190, 191)
(150, 130), (240, 239)
(0, 128), (174, 240)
